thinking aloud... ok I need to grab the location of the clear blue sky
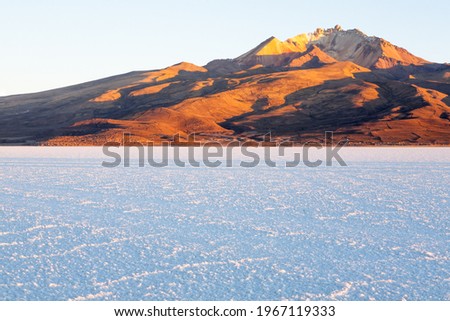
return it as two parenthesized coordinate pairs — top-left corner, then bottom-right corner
(1, 0), (449, 96)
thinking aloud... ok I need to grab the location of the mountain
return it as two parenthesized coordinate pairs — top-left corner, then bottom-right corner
(0, 26), (449, 145)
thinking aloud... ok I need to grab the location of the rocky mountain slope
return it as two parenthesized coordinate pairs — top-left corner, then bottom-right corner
(0, 26), (449, 145)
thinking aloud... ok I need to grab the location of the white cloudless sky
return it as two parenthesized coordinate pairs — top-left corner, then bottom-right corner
(0, 0), (449, 96)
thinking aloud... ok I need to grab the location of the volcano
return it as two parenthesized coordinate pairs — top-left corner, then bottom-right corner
(1, 26), (449, 145)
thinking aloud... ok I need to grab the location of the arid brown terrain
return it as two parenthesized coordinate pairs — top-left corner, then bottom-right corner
(1, 26), (449, 145)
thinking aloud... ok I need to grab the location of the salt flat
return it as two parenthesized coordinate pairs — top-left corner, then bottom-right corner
(0, 148), (448, 300)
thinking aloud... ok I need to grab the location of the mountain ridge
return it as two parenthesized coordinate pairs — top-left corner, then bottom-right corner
(223, 26), (429, 70)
